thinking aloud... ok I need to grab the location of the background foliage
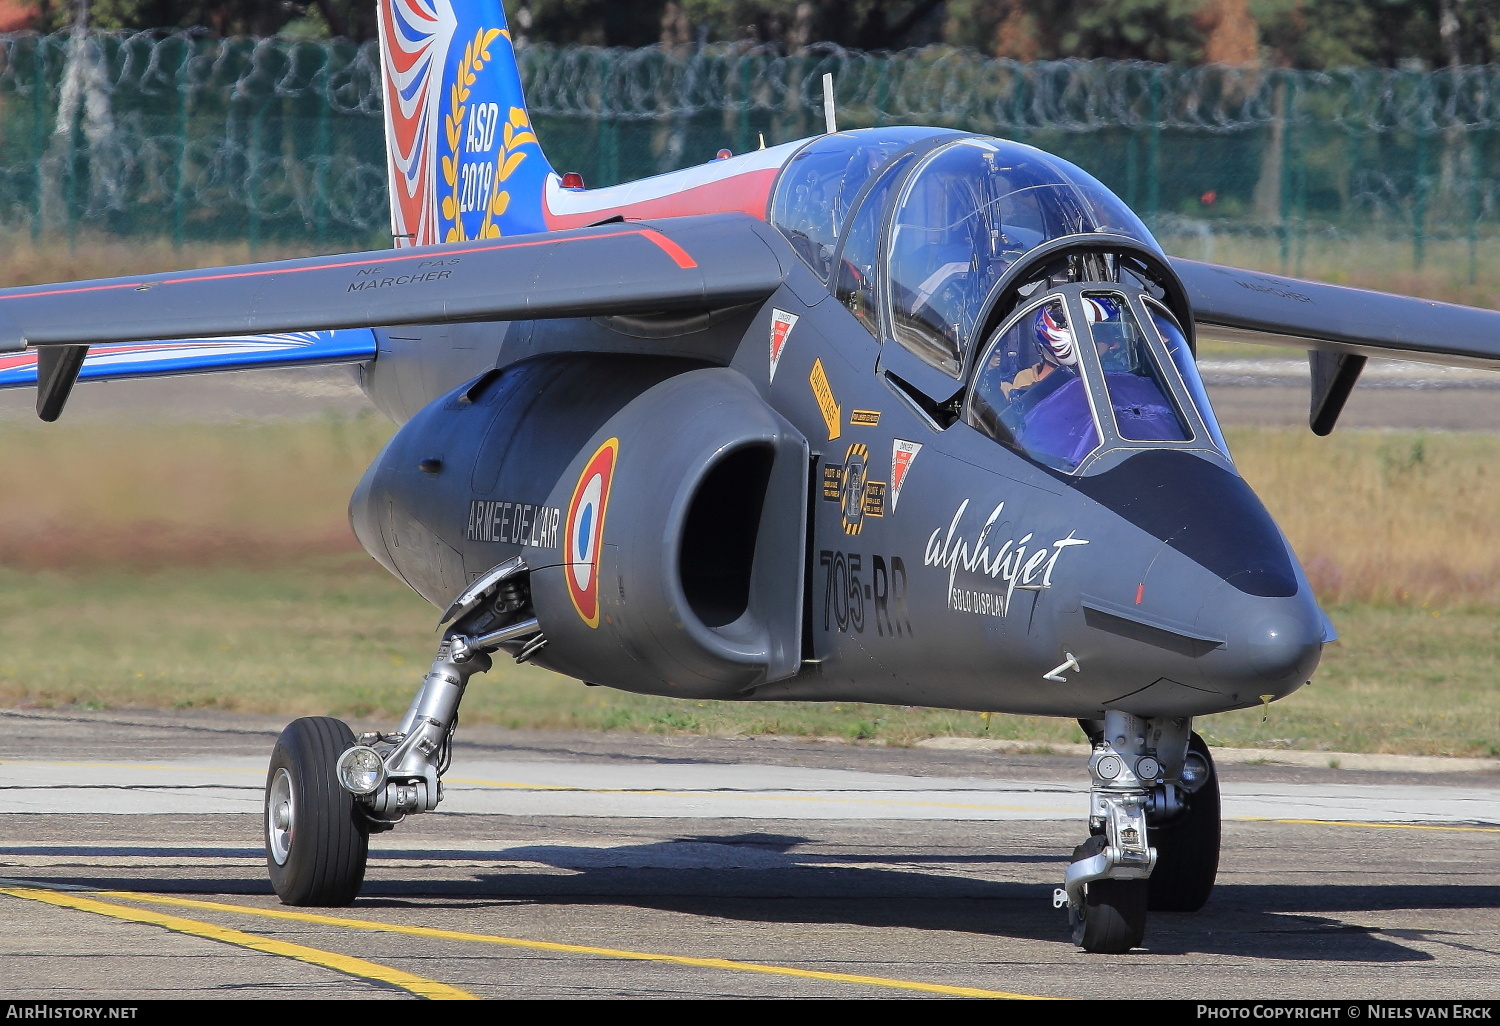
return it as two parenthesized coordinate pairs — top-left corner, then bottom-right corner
(22, 1), (1500, 69)
(2, 27), (1499, 285)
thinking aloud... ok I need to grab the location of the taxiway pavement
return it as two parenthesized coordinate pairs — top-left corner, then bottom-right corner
(1, 708), (1497, 1000)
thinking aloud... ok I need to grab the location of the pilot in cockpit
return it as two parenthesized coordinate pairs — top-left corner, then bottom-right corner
(995, 297), (1122, 399)
(972, 298), (1105, 471)
(998, 304), (1078, 399)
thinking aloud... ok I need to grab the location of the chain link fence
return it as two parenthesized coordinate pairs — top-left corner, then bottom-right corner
(2, 31), (1498, 277)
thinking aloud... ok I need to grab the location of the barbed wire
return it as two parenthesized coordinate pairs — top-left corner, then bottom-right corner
(518, 45), (1500, 135)
(0, 31), (1494, 248)
(0, 31), (383, 113)
(0, 32), (1498, 133)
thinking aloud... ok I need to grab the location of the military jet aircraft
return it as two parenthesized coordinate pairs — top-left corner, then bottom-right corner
(3, 0), (1499, 954)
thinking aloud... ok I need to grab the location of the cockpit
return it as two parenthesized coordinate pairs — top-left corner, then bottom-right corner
(770, 131), (1230, 475)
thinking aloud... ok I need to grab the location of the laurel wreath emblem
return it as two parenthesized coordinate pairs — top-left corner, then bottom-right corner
(441, 28), (538, 242)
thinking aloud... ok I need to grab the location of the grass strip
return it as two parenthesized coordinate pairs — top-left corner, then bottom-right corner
(1, 560), (1496, 757)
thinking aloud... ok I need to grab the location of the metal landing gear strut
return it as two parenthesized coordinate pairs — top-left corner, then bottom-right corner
(1054, 711), (1220, 952)
(262, 558), (544, 906)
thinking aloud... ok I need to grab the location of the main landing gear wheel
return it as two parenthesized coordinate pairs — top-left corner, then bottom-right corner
(1068, 835), (1148, 953)
(1148, 731), (1220, 913)
(265, 716), (369, 907)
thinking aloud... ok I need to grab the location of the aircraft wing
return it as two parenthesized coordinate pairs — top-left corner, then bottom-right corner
(1169, 257), (1500, 434)
(0, 214), (784, 351)
(0, 331), (377, 389)
(0, 213), (788, 420)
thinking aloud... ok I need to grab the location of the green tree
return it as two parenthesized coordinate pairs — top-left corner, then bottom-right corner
(31, 0), (377, 40)
(1252, 0), (1500, 69)
(23, 0), (1500, 68)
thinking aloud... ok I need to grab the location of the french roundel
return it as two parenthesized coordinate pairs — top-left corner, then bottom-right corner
(563, 438), (619, 628)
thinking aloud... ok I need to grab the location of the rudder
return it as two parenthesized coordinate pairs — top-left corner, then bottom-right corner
(377, 0), (554, 246)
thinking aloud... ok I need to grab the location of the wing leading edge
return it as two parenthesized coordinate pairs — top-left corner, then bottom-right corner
(0, 214), (787, 353)
(0, 213), (788, 421)
(1171, 257), (1500, 369)
(1170, 257), (1500, 434)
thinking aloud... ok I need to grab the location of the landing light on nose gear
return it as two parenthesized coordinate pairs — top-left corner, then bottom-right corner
(336, 746), (386, 796)
(1056, 712), (1221, 952)
(262, 558), (543, 906)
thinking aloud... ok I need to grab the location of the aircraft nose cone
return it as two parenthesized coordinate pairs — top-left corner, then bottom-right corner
(1243, 610), (1323, 684)
(1208, 582), (1325, 701)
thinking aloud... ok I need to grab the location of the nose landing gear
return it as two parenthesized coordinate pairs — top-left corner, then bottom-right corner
(262, 558), (543, 906)
(1058, 713), (1221, 952)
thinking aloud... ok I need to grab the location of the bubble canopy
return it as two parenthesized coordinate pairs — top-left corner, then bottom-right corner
(771, 131), (1162, 374)
(885, 136), (1159, 375)
(770, 131), (1228, 475)
(769, 127), (957, 281)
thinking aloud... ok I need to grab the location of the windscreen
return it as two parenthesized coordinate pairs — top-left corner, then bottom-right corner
(1147, 302), (1231, 456)
(1082, 292), (1190, 442)
(969, 299), (1101, 472)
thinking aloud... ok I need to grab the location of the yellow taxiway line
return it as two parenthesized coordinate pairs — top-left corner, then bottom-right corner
(0, 886), (477, 1000)
(82, 890), (1049, 1000)
(1234, 817), (1500, 833)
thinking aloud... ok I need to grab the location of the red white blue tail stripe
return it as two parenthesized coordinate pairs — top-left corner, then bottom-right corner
(378, 0), (552, 244)
(374, 0), (803, 243)
(378, 0), (458, 247)
(0, 330), (377, 388)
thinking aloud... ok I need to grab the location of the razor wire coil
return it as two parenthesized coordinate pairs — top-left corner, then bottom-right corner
(0, 30), (1497, 256)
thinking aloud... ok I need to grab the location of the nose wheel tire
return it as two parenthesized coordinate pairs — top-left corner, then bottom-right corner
(1147, 732), (1221, 913)
(1068, 835), (1148, 953)
(264, 716), (369, 907)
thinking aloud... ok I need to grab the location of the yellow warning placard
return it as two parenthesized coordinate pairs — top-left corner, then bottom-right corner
(809, 358), (841, 440)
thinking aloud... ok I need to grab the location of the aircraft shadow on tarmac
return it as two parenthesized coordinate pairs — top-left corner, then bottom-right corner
(444, 835), (1484, 963)
(18, 832), (1497, 961)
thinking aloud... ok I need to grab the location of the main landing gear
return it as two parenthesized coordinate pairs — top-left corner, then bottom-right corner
(1055, 711), (1220, 953)
(262, 558), (544, 906)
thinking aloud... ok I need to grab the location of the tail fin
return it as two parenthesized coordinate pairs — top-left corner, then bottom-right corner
(377, 0), (554, 246)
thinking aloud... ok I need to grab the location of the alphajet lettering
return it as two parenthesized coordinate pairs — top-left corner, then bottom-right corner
(925, 499), (1089, 618)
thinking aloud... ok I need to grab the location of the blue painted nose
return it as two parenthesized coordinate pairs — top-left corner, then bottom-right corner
(1074, 449), (1298, 598)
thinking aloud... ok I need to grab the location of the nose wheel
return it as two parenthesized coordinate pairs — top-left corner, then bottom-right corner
(1060, 713), (1219, 953)
(264, 716), (369, 906)
(1068, 835), (1148, 952)
(1147, 732), (1220, 912)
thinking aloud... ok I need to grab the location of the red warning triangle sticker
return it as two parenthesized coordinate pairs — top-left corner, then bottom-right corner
(890, 439), (922, 512)
(769, 309), (798, 383)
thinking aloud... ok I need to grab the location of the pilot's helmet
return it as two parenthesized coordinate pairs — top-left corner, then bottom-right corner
(1035, 305), (1078, 368)
(1083, 296), (1119, 323)
(1083, 295), (1129, 358)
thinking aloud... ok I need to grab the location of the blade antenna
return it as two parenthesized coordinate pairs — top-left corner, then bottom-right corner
(822, 73), (838, 134)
